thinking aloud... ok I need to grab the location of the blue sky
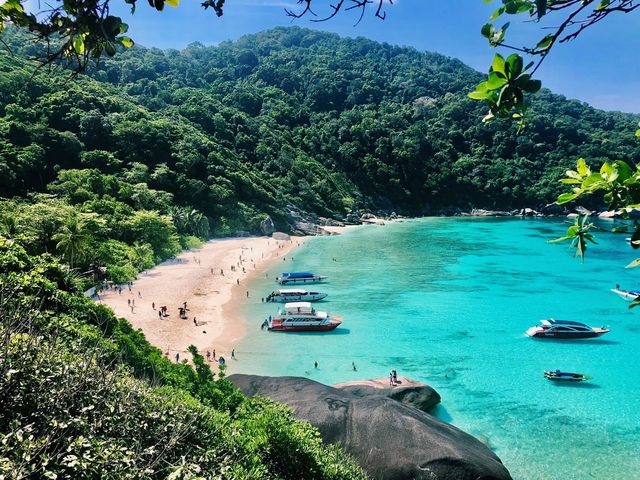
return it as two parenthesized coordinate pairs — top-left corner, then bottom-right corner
(111, 0), (640, 113)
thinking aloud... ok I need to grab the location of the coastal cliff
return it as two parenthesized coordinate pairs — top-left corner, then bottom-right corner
(229, 374), (513, 480)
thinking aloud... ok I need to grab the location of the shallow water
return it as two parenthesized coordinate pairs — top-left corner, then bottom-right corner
(234, 217), (640, 480)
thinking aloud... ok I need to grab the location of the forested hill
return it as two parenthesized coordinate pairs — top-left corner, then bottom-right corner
(2, 27), (640, 231)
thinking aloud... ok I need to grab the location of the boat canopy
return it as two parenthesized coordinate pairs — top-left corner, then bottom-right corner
(542, 319), (589, 327)
(284, 302), (313, 309)
(277, 289), (308, 294)
(281, 272), (315, 278)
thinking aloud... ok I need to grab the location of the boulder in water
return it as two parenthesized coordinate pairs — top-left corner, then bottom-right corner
(228, 374), (512, 480)
(334, 376), (441, 413)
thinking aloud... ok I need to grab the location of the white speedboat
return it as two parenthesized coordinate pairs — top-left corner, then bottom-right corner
(525, 319), (609, 339)
(268, 302), (341, 332)
(275, 272), (327, 285)
(266, 289), (327, 303)
(611, 288), (640, 302)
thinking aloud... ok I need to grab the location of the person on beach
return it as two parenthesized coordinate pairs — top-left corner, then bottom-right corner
(138, 291), (141, 298)
(212, 349), (216, 360)
(392, 370), (398, 384)
(193, 317), (197, 326)
(221, 269), (224, 276)
(152, 302), (155, 310)
(231, 349), (235, 359)
(127, 299), (131, 306)
(246, 291), (249, 298)
(389, 371), (394, 385)
(175, 352), (180, 363)
(236, 279), (239, 285)
(132, 299), (135, 307)
(206, 350), (211, 361)
(158, 310), (162, 319)
(314, 361), (318, 369)
(261, 297), (264, 303)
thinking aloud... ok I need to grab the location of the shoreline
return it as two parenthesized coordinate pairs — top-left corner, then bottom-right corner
(98, 235), (306, 363)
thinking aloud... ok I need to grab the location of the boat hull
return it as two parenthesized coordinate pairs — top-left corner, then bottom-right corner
(544, 371), (592, 382)
(268, 322), (341, 332)
(611, 288), (640, 302)
(528, 331), (606, 339)
(277, 277), (326, 285)
(269, 293), (327, 303)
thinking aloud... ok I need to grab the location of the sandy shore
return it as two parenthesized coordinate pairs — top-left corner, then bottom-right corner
(98, 235), (304, 363)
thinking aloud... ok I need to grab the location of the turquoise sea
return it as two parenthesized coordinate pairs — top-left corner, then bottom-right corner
(234, 218), (640, 480)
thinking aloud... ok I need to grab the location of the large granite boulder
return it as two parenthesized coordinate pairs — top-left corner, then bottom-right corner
(283, 204), (329, 236)
(334, 376), (441, 413)
(229, 374), (512, 480)
(260, 215), (275, 235)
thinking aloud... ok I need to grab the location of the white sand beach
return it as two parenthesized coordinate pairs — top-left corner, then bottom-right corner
(98, 235), (304, 363)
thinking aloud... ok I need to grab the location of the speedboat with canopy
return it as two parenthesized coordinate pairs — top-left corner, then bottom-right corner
(611, 287), (640, 302)
(544, 370), (592, 382)
(268, 302), (342, 332)
(276, 272), (328, 285)
(266, 289), (328, 303)
(525, 319), (609, 339)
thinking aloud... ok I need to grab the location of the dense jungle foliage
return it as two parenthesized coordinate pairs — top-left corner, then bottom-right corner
(3, 26), (640, 219)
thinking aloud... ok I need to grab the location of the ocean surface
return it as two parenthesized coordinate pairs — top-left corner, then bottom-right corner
(235, 217), (640, 480)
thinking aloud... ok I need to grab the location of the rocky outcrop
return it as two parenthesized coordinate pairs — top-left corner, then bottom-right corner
(575, 206), (593, 216)
(540, 202), (567, 215)
(470, 209), (513, 216)
(229, 374), (512, 480)
(260, 215), (275, 236)
(519, 208), (540, 216)
(283, 204), (330, 236)
(317, 217), (345, 227)
(334, 376), (441, 413)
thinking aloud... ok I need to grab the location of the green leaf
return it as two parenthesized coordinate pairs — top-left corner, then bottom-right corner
(576, 158), (589, 176)
(468, 90), (489, 100)
(491, 53), (506, 74)
(615, 160), (632, 181)
(523, 79), (541, 93)
(486, 71), (508, 89)
(629, 297), (640, 309)
(119, 36), (134, 48)
(556, 192), (580, 204)
(535, 0), (547, 18)
(506, 54), (523, 78)
(536, 34), (553, 50)
(73, 35), (85, 55)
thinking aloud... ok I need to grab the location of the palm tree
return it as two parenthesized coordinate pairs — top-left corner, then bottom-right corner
(186, 209), (210, 239)
(52, 216), (90, 268)
(0, 217), (18, 239)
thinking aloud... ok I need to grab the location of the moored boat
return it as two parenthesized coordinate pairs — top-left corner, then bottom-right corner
(266, 289), (328, 303)
(611, 288), (640, 302)
(268, 301), (341, 332)
(525, 319), (609, 339)
(276, 272), (327, 285)
(544, 370), (592, 382)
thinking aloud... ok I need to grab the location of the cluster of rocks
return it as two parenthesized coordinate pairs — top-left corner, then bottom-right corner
(258, 200), (632, 239)
(229, 374), (512, 480)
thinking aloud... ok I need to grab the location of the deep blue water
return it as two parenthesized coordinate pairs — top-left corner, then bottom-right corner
(233, 218), (640, 480)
